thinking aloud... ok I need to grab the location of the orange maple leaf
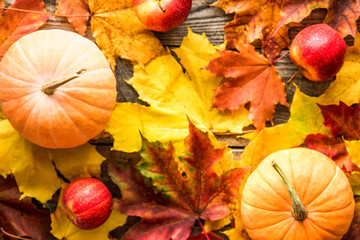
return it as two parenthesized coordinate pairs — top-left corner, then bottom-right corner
(204, 41), (288, 130)
(213, 0), (360, 62)
(0, 0), (50, 60)
(56, 0), (90, 36)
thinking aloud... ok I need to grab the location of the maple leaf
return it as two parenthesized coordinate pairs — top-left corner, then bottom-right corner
(56, 0), (90, 36)
(0, 0), (50, 60)
(318, 101), (360, 141)
(108, 121), (249, 240)
(0, 119), (105, 203)
(204, 40), (288, 130)
(88, 0), (167, 69)
(106, 29), (251, 153)
(213, 0), (360, 62)
(302, 133), (359, 172)
(0, 176), (55, 240)
(51, 185), (127, 240)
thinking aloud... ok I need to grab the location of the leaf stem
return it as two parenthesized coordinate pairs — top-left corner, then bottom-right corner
(1, 227), (30, 240)
(41, 68), (87, 95)
(273, 50), (290, 64)
(271, 161), (307, 221)
(197, 218), (210, 240)
(0, 7), (90, 18)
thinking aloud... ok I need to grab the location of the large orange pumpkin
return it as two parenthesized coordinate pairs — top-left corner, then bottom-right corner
(241, 148), (354, 240)
(0, 30), (117, 149)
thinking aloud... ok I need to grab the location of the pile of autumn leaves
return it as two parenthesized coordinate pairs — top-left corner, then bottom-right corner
(2, 0), (360, 239)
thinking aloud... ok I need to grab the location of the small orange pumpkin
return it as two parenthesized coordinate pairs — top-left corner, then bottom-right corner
(0, 30), (117, 149)
(241, 148), (354, 240)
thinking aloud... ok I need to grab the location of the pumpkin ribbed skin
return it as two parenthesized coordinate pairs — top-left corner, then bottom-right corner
(0, 30), (116, 149)
(241, 148), (354, 240)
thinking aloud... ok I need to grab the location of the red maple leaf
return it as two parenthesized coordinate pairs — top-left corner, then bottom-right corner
(303, 133), (360, 172)
(301, 101), (360, 172)
(318, 101), (360, 140)
(108, 120), (249, 240)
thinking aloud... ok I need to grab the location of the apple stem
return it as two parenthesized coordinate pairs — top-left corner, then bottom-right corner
(0, 6), (90, 18)
(157, 0), (166, 12)
(287, 68), (301, 84)
(41, 68), (87, 95)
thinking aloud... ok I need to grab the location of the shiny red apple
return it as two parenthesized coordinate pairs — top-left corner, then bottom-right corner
(289, 23), (346, 82)
(133, 0), (192, 32)
(62, 178), (112, 230)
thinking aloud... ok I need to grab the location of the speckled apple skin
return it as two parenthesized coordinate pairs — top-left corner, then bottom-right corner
(133, 0), (192, 32)
(290, 24), (346, 82)
(62, 178), (112, 230)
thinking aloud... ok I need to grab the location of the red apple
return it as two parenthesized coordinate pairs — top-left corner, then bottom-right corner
(62, 178), (112, 230)
(133, 0), (192, 32)
(289, 23), (346, 82)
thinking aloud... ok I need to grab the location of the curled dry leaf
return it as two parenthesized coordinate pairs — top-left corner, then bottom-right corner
(212, 0), (360, 62)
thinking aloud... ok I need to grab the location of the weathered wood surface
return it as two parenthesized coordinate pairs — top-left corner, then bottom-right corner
(27, 0), (359, 157)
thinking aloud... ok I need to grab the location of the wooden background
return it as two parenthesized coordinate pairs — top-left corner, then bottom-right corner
(4, 0), (359, 238)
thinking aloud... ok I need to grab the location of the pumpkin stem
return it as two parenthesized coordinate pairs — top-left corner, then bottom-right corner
(271, 161), (308, 221)
(41, 68), (87, 95)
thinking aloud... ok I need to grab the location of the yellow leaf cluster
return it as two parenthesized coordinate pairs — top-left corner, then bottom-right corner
(106, 29), (251, 152)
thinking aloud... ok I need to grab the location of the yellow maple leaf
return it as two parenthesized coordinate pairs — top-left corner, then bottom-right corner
(51, 186), (127, 240)
(106, 29), (251, 152)
(240, 87), (330, 167)
(89, 0), (167, 69)
(0, 119), (105, 202)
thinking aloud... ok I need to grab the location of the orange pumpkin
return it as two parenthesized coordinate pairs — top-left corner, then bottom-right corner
(241, 148), (354, 240)
(0, 30), (117, 149)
